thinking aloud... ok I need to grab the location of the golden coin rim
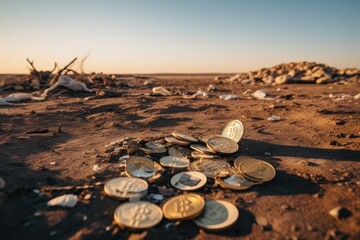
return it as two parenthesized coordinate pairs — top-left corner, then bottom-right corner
(159, 156), (190, 168)
(206, 136), (239, 154)
(170, 171), (207, 190)
(125, 156), (157, 178)
(221, 120), (245, 143)
(162, 193), (205, 220)
(191, 151), (217, 159)
(198, 134), (222, 143)
(189, 159), (230, 178)
(172, 132), (198, 143)
(192, 200), (239, 230)
(239, 159), (276, 182)
(114, 201), (163, 229)
(190, 144), (216, 154)
(165, 136), (190, 146)
(216, 175), (255, 191)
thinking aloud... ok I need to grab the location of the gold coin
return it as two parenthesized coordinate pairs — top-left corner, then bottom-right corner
(189, 159), (230, 178)
(104, 177), (148, 199)
(125, 156), (157, 178)
(114, 201), (163, 229)
(239, 159), (276, 182)
(190, 144), (216, 154)
(221, 120), (245, 143)
(234, 156), (259, 170)
(172, 132), (198, 143)
(206, 136), (239, 154)
(168, 146), (191, 158)
(193, 200), (239, 231)
(162, 193), (205, 221)
(160, 156), (190, 168)
(165, 136), (190, 146)
(216, 174), (260, 191)
(198, 134), (221, 143)
(191, 151), (218, 159)
(139, 141), (167, 154)
(170, 171), (207, 190)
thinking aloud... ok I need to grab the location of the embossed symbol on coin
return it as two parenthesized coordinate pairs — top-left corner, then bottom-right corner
(130, 203), (151, 227)
(175, 196), (192, 216)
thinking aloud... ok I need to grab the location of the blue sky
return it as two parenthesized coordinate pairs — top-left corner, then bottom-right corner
(0, 0), (359, 73)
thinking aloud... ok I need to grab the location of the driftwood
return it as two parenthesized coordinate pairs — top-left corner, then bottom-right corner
(26, 58), (57, 84)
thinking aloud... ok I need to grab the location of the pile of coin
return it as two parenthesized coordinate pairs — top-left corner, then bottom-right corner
(103, 119), (276, 231)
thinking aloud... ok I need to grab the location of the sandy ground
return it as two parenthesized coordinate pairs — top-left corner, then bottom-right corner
(0, 74), (359, 239)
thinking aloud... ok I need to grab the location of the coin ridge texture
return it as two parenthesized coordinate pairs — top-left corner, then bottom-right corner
(239, 159), (276, 182)
(165, 136), (190, 146)
(221, 120), (245, 143)
(206, 136), (239, 154)
(162, 193), (205, 220)
(172, 132), (198, 143)
(114, 201), (163, 229)
(193, 200), (239, 230)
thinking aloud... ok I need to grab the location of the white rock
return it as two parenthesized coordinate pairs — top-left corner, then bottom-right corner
(3, 93), (33, 102)
(219, 94), (238, 100)
(253, 90), (267, 99)
(0, 98), (13, 106)
(354, 93), (360, 99)
(152, 86), (171, 96)
(47, 194), (78, 207)
(193, 90), (208, 97)
(267, 115), (281, 122)
(241, 79), (253, 84)
(275, 74), (289, 84)
(119, 155), (130, 162)
(144, 80), (153, 86)
(92, 164), (102, 171)
(43, 75), (89, 96)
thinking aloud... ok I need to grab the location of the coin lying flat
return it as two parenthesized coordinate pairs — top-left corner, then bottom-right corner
(193, 200), (239, 231)
(198, 134), (221, 143)
(139, 141), (167, 154)
(104, 177), (148, 199)
(172, 132), (198, 143)
(125, 156), (157, 178)
(221, 120), (245, 143)
(216, 174), (260, 191)
(207, 136), (239, 154)
(191, 151), (218, 159)
(190, 144), (216, 154)
(162, 193), (205, 221)
(160, 156), (190, 168)
(238, 159), (276, 182)
(170, 171), (207, 190)
(168, 146), (191, 158)
(165, 136), (190, 146)
(114, 201), (163, 229)
(189, 159), (230, 178)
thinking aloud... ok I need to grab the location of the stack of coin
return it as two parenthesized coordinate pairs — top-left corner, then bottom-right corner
(104, 177), (148, 200)
(162, 193), (205, 221)
(189, 159), (231, 178)
(165, 132), (198, 146)
(193, 200), (239, 231)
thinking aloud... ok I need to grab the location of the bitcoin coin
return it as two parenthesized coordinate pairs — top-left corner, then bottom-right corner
(114, 201), (163, 229)
(165, 136), (190, 146)
(191, 151), (218, 159)
(168, 146), (191, 158)
(198, 134), (221, 143)
(193, 200), (239, 231)
(216, 174), (260, 191)
(139, 141), (167, 154)
(160, 156), (190, 168)
(104, 177), (148, 199)
(207, 136), (239, 154)
(189, 159), (230, 178)
(125, 156), (157, 178)
(172, 132), (198, 143)
(170, 171), (207, 190)
(221, 120), (245, 143)
(239, 159), (276, 182)
(162, 193), (205, 221)
(190, 144), (216, 154)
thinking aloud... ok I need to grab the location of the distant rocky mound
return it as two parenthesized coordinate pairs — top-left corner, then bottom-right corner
(224, 62), (359, 84)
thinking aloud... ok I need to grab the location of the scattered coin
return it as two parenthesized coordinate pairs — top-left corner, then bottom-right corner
(125, 156), (157, 178)
(216, 174), (260, 191)
(207, 136), (239, 154)
(104, 177), (148, 199)
(114, 201), (163, 229)
(162, 193), (205, 220)
(168, 146), (191, 158)
(170, 171), (207, 190)
(160, 156), (190, 168)
(198, 134), (221, 143)
(191, 151), (218, 159)
(172, 132), (198, 143)
(193, 200), (239, 231)
(165, 136), (190, 146)
(238, 159), (276, 182)
(189, 159), (230, 178)
(221, 120), (245, 143)
(190, 144), (216, 154)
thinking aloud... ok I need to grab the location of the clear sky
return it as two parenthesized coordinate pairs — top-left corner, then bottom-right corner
(0, 0), (359, 73)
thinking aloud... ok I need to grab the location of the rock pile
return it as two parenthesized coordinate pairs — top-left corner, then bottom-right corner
(224, 62), (359, 84)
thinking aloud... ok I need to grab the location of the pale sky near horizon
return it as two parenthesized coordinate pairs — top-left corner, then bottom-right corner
(0, 0), (359, 74)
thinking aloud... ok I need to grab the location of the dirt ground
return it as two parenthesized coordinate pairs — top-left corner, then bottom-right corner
(0, 74), (359, 240)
